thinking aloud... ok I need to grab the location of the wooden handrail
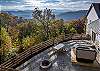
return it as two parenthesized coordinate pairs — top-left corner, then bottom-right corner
(0, 67), (19, 71)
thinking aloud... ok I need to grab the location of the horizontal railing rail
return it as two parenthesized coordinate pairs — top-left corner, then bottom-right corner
(0, 67), (19, 71)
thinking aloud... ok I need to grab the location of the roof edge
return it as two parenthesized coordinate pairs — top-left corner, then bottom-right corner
(86, 4), (93, 18)
(86, 3), (100, 19)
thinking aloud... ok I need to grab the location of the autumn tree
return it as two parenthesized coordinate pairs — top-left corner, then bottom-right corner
(74, 19), (85, 34)
(0, 27), (16, 63)
(32, 8), (55, 40)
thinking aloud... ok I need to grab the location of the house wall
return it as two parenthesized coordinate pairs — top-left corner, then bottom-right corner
(86, 6), (99, 36)
(96, 51), (100, 64)
(91, 20), (100, 64)
(86, 6), (100, 64)
(96, 34), (100, 64)
(96, 34), (100, 46)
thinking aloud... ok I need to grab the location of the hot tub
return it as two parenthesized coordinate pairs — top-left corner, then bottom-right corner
(76, 46), (97, 63)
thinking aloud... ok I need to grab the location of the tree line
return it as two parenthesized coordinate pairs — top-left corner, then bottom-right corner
(0, 8), (86, 64)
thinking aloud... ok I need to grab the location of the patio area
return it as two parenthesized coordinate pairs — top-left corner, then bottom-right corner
(16, 40), (100, 71)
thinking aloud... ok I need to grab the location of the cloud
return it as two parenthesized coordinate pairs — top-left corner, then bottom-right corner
(41, 0), (60, 3)
(0, 0), (100, 11)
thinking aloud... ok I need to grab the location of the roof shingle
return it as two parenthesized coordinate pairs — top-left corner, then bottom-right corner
(93, 3), (100, 19)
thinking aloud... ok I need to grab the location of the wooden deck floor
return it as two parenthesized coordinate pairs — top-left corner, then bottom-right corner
(0, 34), (91, 71)
(16, 40), (100, 71)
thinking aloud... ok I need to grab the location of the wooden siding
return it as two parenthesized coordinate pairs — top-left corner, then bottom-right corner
(86, 6), (99, 35)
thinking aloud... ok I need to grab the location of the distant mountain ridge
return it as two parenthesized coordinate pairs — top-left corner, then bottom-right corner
(1, 10), (33, 19)
(1, 10), (88, 21)
(57, 10), (88, 21)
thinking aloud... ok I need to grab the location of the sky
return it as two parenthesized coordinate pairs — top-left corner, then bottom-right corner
(0, 0), (100, 11)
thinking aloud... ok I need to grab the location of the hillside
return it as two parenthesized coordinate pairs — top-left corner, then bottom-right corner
(57, 10), (87, 21)
(1, 10), (87, 21)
